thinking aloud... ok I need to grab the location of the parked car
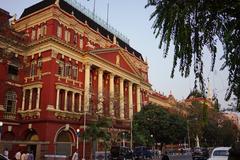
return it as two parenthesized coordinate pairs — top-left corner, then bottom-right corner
(192, 147), (209, 160)
(133, 146), (152, 159)
(110, 146), (133, 160)
(208, 147), (230, 160)
(0, 154), (9, 160)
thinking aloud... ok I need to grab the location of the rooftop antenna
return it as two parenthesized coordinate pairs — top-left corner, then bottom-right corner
(93, 0), (96, 17)
(107, 0), (109, 26)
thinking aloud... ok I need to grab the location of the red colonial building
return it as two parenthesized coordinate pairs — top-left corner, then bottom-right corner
(0, 0), (153, 159)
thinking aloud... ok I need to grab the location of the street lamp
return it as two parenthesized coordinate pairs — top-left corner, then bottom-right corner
(187, 118), (198, 149)
(82, 111), (86, 160)
(76, 129), (80, 149)
(122, 132), (125, 147)
(0, 121), (3, 141)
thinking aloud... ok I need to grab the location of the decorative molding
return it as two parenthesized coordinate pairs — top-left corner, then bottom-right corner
(18, 109), (41, 119)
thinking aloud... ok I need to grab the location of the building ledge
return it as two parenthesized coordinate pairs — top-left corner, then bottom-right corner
(18, 109), (41, 119)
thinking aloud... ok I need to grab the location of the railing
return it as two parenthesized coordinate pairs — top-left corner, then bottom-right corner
(64, 0), (130, 44)
(3, 112), (16, 120)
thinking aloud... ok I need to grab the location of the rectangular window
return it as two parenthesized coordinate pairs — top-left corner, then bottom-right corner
(37, 28), (41, 40)
(79, 38), (83, 49)
(31, 29), (36, 40)
(30, 61), (36, 76)
(72, 66), (78, 80)
(57, 25), (62, 38)
(73, 34), (78, 45)
(65, 30), (70, 42)
(65, 63), (71, 77)
(58, 61), (64, 76)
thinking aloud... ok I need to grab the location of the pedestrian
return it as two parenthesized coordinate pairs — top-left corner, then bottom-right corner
(161, 151), (169, 160)
(21, 151), (26, 160)
(15, 150), (21, 160)
(27, 151), (34, 160)
(72, 150), (78, 160)
(3, 148), (9, 158)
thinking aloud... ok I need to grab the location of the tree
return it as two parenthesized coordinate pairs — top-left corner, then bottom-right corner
(133, 104), (187, 149)
(146, 0), (240, 111)
(83, 116), (112, 159)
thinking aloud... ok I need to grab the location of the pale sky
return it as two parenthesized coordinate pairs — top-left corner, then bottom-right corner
(0, 0), (231, 109)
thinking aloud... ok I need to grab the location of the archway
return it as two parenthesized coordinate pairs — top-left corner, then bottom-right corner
(55, 129), (74, 156)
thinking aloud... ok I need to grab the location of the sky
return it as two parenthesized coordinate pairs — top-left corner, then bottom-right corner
(0, 0), (231, 109)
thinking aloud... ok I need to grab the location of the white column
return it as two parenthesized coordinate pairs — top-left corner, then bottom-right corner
(84, 63), (91, 112)
(29, 89), (33, 110)
(22, 89), (26, 111)
(56, 88), (60, 110)
(136, 85), (141, 112)
(79, 93), (82, 112)
(36, 88), (41, 109)
(109, 73), (114, 116)
(119, 78), (124, 119)
(64, 90), (68, 111)
(98, 68), (103, 113)
(128, 82), (133, 119)
(72, 92), (75, 112)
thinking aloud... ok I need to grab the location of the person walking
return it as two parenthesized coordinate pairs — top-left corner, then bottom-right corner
(27, 151), (34, 160)
(72, 150), (78, 160)
(3, 148), (9, 158)
(15, 151), (21, 160)
(161, 151), (169, 160)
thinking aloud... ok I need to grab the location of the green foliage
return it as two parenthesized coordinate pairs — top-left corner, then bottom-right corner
(133, 104), (187, 147)
(146, 0), (240, 111)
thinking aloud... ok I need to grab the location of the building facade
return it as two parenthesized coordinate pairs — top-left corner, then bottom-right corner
(0, 0), (155, 159)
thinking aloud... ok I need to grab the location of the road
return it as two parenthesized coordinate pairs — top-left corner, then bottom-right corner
(153, 154), (192, 160)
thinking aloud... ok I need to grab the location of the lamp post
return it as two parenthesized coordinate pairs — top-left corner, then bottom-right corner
(82, 111), (86, 160)
(187, 120), (190, 149)
(122, 132), (125, 147)
(130, 118), (133, 150)
(0, 121), (3, 141)
(187, 118), (198, 149)
(76, 129), (80, 159)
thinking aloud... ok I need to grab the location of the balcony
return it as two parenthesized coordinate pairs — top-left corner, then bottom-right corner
(3, 112), (16, 120)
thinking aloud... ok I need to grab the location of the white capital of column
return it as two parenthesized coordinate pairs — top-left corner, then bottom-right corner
(119, 78), (124, 119)
(36, 88), (41, 109)
(56, 89), (60, 110)
(128, 82), (133, 119)
(84, 63), (91, 112)
(29, 89), (33, 110)
(22, 89), (26, 111)
(109, 73), (115, 116)
(136, 85), (141, 112)
(98, 68), (103, 113)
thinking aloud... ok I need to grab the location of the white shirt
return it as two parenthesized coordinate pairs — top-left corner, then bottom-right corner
(15, 151), (21, 160)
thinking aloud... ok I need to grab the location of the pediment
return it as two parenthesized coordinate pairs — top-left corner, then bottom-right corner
(93, 49), (139, 75)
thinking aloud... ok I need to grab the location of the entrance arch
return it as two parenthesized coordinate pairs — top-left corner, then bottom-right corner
(55, 127), (75, 157)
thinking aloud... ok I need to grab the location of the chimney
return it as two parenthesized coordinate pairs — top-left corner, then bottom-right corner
(0, 8), (12, 29)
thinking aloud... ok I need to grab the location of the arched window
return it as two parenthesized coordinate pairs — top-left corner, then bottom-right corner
(5, 90), (17, 113)
(55, 130), (73, 156)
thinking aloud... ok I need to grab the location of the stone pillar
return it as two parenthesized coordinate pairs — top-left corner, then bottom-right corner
(128, 82), (133, 119)
(22, 89), (26, 111)
(72, 92), (75, 112)
(98, 68), (103, 113)
(109, 73), (115, 116)
(119, 78), (124, 119)
(84, 63), (91, 112)
(36, 88), (41, 109)
(29, 88), (33, 110)
(56, 88), (60, 110)
(64, 90), (68, 111)
(136, 85), (141, 112)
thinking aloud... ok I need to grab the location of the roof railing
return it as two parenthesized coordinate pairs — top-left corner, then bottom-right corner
(64, 0), (130, 44)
